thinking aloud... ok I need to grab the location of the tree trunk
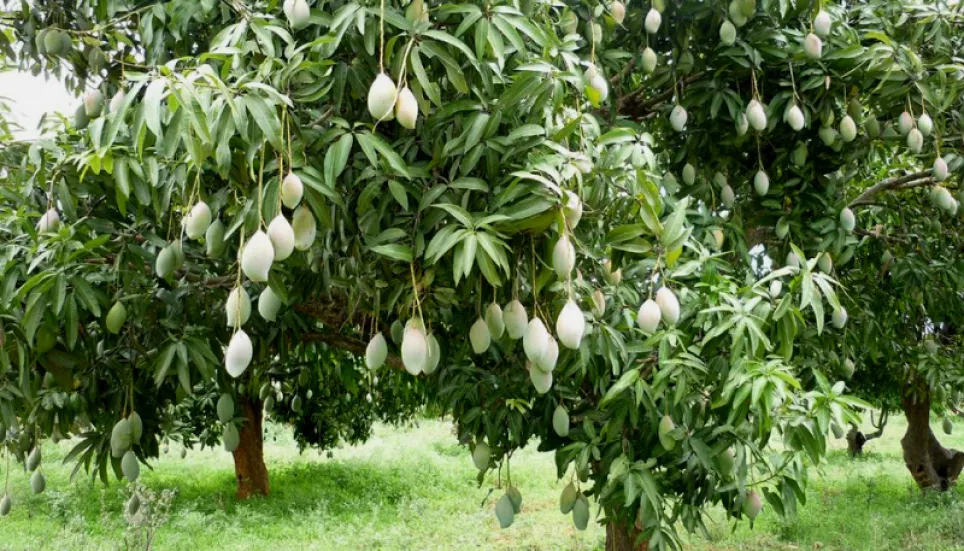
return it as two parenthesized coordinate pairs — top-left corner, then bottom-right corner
(847, 410), (888, 458)
(901, 391), (964, 491)
(605, 521), (648, 551)
(232, 396), (270, 499)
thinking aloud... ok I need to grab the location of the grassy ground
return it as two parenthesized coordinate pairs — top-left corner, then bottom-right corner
(2, 414), (964, 550)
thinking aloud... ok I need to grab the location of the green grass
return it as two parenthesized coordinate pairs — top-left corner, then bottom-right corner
(2, 414), (964, 550)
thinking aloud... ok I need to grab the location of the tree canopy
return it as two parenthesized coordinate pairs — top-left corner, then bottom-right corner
(2, 0), (964, 549)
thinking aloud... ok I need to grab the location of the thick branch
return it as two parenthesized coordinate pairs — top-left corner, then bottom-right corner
(295, 298), (407, 371)
(609, 57), (636, 86)
(865, 409), (888, 441)
(302, 331), (403, 370)
(295, 298), (350, 328)
(849, 170), (933, 207)
(617, 72), (706, 120)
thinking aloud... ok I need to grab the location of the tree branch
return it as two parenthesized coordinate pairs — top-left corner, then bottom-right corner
(849, 170), (933, 208)
(617, 72), (706, 120)
(302, 331), (403, 370)
(295, 298), (407, 371)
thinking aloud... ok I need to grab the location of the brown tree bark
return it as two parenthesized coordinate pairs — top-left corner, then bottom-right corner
(901, 391), (964, 491)
(605, 522), (649, 551)
(232, 396), (270, 499)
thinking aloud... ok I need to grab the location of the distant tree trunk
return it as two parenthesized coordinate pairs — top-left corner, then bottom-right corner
(232, 396), (270, 499)
(847, 409), (888, 457)
(901, 391), (964, 491)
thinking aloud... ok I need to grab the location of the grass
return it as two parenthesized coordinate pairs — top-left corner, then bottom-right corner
(2, 414), (964, 550)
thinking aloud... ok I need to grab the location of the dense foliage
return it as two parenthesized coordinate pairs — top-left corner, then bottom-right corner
(2, 0), (963, 548)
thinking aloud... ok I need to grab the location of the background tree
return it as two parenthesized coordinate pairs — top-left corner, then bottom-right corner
(3, 0), (962, 549)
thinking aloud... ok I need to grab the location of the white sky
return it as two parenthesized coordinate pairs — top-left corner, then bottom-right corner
(0, 70), (74, 138)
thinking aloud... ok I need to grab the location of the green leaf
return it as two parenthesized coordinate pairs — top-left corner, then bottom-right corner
(388, 180), (409, 211)
(462, 113), (491, 153)
(475, 246), (502, 286)
(143, 78), (167, 138)
(422, 30), (482, 74)
(243, 94), (283, 151)
(425, 226), (465, 264)
(104, 81), (143, 148)
(460, 233), (478, 279)
(154, 343), (177, 387)
(176, 341), (191, 393)
(324, 133), (354, 187)
(432, 203), (474, 227)
(113, 157), (130, 200)
(606, 224), (648, 244)
(370, 244), (414, 263)
(411, 47), (442, 107)
(357, 132), (410, 177)
(418, 185), (447, 212)
(598, 128), (637, 146)
(602, 369), (639, 406)
(660, 197), (690, 247)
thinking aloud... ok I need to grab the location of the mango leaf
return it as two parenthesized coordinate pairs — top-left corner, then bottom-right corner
(370, 244), (414, 263)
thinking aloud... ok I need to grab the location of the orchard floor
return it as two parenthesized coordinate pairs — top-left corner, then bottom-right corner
(3, 414), (964, 550)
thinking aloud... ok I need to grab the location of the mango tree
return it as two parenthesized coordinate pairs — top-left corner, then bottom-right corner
(1, 0), (959, 549)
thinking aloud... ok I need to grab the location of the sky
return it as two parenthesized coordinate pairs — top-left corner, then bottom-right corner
(0, 70), (75, 139)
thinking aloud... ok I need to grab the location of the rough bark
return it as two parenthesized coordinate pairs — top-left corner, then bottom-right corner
(901, 392), (964, 491)
(232, 396), (270, 499)
(605, 522), (649, 551)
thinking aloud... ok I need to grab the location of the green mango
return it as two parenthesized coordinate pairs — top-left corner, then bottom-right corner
(831, 422), (844, 439)
(129, 411), (143, 442)
(35, 29), (48, 55)
(217, 393), (235, 424)
(74, 103), (89, 129)
(472, 441), (491, 470)
(36, 327), (57, 354)
(205, 219), (226, 257)
(84, 89), (104, 118)
(743, 490), (763, 520)
(155, 246), (176, 279)
(552, 405), (570, 437)
(560, 482), (578, 514)
(110, 418), (132, 458)
(495, 493), (515, 528)
(106, 301), (127, 334)
(122, 450), (140, 482)
(506, 485), (523, 514)
(127, 494), (141, 515)
(571, 494), (590, 531)
(43, 30), (62, 56)
(718, 448), (735, 476)
(26, 446), (41, 471)
(30, 471), (46, 494)
(223, 423), (240, 452)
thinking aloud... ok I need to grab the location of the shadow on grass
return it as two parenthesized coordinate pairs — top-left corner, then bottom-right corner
(823, 449), (888, 465)
(756, 469), (964, 550)
(144, 457), (445, 520)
